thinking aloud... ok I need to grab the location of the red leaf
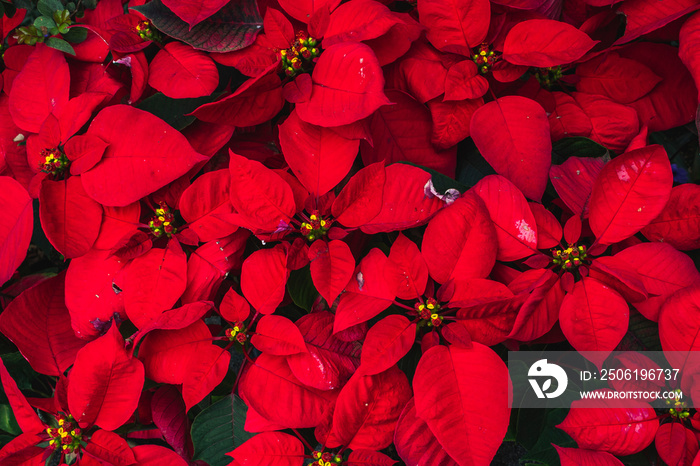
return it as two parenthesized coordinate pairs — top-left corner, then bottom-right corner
(162, 0), (230, 26)
(251, 315), (308, 355)
(428, 97), (483, 150)
(655, 422), (698, 466)
(279, 110), (359, 196)
(642, 184), (700, 250)
(554, 446), (624, 466)
(151, 386), (189, 458)
(473, 175), (539, 260)
(132, 445), (188, 465)
(616, 0), (700, 44)
(0, 433), (45, 464)
(394, 398), (457, 466)
(65, 134), (109, 176)
(148, 42), (219, 98)
(503, 19), (598, 67)
(82, 105), (208, 206)
(179, 169), (237, 242)
(334, 249), (397, 333)
(296, 42), (390, 127)
(332, 161), (386, 228)
(308, 239), (354, 306)
(614, 243), (700, 322)
(181, 231), (249, 304)
(529, 202), (562, 249)
(556, 393), (659, 455)
(576, 52), (661, 104)
(138, 320), (212, 385)
(559, 277), (628, 367)
(0, 273), (86, 376)
(422, 191), (497, 283)
(65, 248), (128, 340)
(39, 177), (103, 259)
(84, 429), (137, 466)
(445, 60), (489, 100)
(228, 151), (296, 232)
(8, 45), (69, 133)
(361, 90), (456, 177)
(680, 12), (700, 101)
(192, 70), (284, 127)
(263, 8), (295, 49)
(287, 311), (361, 390)
(659, 285), (700, 354)
(417, 0), (490, 55)
(413, 344), (511, 465)
(589, 145), (673, 245)
(130, 301), (214, 350)
(328, 367), (412, 450)
(323, 0), (400, 47)
(360, 164), (446, 234)
(283, 74), (313, 103)
(229, 431), (304, 466)
(219, 288), (251, 323)
(618, 43), (697, 133)
(470, 96), (551, 201)
(94, 203), (141, 250)
(346, 450), (397, 466)
(182, 344), (230, 411)
(388, 232), (428, 300)
(239, 353), (334, 428)
(121, 240), (188, 329)
(359, 315), (416, 376)
(0, 177), (32, 287)
(549, 156), (605, 218)
(241, 245), (289, 314)
(68, 325), (145, 431)
(0, 358), (44, 434)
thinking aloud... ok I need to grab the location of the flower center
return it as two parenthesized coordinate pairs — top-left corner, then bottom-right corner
(135, 20), (159, 41)
(313, 450), (343, 466)
(472, 43), (499, 74)
(46, 414), (82, 454)
(535, 66), (563, 89)
(41, 147), (70, 178)
(278, 31), (321, 78)
(667, 390), (689, 419)
(300, 210), (331, 242)
(551, 244), (588, 270)
(414, 297), (443, 327)
(225, 322), (247, 344)
(148, 202), (178, 238)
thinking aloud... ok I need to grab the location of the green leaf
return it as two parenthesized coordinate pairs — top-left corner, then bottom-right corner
(46, 37), (76, 56)
(551, 137), (609, 164)
(456, 138), (497, 188)
(616, 309), (662, 352)
(37, 0), (64, 17)
(287, 265), (317, 312)
(34, 16), (57, 29)
(191, 394), (255, 466)
(0, 404), (21, 435)
(132, 0), (263, 53)
(521, 408), (575, 466)
(398, 161), (470, 195)
(62, 26), (88, 44)
(136, 92), (222, 131)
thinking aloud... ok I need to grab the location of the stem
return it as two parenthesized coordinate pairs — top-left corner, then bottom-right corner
(292, 428), (313, 452)
(392, 300), (415, 311)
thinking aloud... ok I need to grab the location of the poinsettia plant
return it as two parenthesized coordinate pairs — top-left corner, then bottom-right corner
(0, 0), (699, 464)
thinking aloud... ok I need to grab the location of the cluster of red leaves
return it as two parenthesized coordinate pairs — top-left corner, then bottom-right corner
(0, 0), (699, 465)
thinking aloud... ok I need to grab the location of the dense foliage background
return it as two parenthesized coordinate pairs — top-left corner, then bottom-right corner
(0, 0), (699, 464)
